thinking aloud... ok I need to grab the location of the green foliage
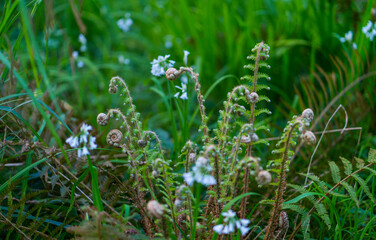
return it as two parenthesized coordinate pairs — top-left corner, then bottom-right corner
(286, 149), (376, 239)
(1, 0), (376, 239)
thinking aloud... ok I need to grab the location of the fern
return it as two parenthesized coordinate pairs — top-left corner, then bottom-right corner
(289, 148), (376, 239)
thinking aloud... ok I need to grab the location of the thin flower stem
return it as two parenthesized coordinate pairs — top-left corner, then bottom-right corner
(179, 67), (210, 143)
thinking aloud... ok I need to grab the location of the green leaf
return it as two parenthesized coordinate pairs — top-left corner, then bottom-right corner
(0, 157), (49, 193)
(368, 148), (376, 163)
(352, 174), (375, 203)
(341, 182), (359, 207)
(340, 157), (352, 176)
(284, 192), (324, 204)
(329, 161), (341, 183)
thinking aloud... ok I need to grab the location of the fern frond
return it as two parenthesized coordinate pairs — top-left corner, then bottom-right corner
(341, 182), (359, 207)
(352, 174), (375, 203)
(256, 72), (271, 80)
(256, 84), (271, 91)
(258, 95), (271, 103)
(328, 161), (341, 183)
(254, 108), (272, 117)
(282, 203), (307, 215)
(340, 157), (353, 175)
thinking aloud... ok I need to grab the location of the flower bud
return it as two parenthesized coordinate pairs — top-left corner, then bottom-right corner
(147, 200), (165, 219)
(256, 170), (272, 186)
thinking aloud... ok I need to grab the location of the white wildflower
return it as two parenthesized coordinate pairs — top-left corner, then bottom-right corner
(340, 31), (353, 42)
(174, 83), (188, 100)
(180, 92), (188, 100)
(339, 30), (357, 50)
(213, 210), (250, 236)
(81, 123), (92, 134)
(118, 55), (130, 65)
(72, 51), (79, 59)
(150, 55), (175, 76)
(66, 136), (79, 148)
(183, 50), (190, 65)
(78, 34), (87, 45)
(66, 124), (97, 157)
(117, 13), (133, 32)
(362, 21), (376, 41)
(78, 34), (87, 52)
(77, 61), (84, 68)
(181, 75), (188, 84)
(80, 45), (87, 52)
(72, 51), (84, 68)
(183, 156), (216, 186)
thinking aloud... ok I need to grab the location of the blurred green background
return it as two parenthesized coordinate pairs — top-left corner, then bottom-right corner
(1, 0), (375, 157)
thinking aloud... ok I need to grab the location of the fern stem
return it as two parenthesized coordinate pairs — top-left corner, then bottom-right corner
(240, 42), (264, 221)
(288, 162), (375, 239)
(265, 122), (299, 240)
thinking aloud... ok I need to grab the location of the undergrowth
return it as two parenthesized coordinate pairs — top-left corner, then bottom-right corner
(1, 1), (376, 239)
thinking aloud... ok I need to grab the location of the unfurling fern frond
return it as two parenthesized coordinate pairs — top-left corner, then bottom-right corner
(264, 109), (316, 240)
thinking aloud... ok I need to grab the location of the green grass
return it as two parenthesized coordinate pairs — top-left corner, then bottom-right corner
(1, 0), (376, 239)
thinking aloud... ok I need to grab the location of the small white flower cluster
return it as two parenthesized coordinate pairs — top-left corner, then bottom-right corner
(183, 157), (216, 186)
(362, 20), (376, 41)
(118, 55), (130, 65)
(72, 51), (84, 68)
(79, 34), (87, 52)
(66, 123), (97, 157)
(72, 34), (87, 68)
(174, 82), (188, 100)
(117, 13), (133, 32)
(150, 55), (175, 77)
(340, 31), (357, 49)
(173, 50), (190, 100)
(213, 210), (250, 236)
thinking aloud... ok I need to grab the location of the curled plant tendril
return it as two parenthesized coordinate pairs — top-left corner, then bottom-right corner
(109, 85), (118, 94)
(247, 92), (259, 103)
(165, 68), (180, 81)
(97, 113), (109, 126)
(256, 170), (272, 186)
(137, 139), (147, 148)
(106, 129), (123, 147)
(303, 131), (316, 145)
